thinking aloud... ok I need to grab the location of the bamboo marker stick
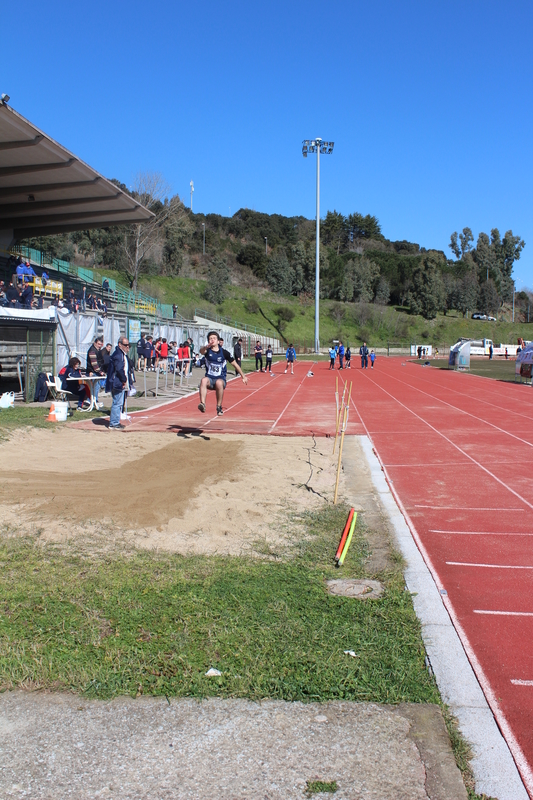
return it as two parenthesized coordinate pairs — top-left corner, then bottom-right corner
(333, 405), (349, 504)
(333, 383), (347, 454)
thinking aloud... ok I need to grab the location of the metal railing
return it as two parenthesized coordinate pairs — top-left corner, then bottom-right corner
(193, 307), (274, 337)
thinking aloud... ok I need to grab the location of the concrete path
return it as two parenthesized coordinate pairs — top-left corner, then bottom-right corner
(0, 693), (465, 800)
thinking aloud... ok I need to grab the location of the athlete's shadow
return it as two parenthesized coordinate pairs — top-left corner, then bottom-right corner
(169, 425), (210, 440)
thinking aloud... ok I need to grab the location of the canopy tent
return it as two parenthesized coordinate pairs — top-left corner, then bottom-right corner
(515, 342), (533, 380)
(0, 100), (153, 248)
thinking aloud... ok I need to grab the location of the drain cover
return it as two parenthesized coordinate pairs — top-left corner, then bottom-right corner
(326, 578), (384, 599)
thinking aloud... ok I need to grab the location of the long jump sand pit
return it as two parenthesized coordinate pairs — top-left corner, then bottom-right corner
(0, 428), (339, 555)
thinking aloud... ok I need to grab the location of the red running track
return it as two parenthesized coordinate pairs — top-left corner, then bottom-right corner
(113, 360), (365, 437)
(84, 356), (533, 791)
(341, 359), (533, 796)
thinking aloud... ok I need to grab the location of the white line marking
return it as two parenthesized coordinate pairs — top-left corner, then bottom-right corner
(511, 680), (533, 686)
(447, 561), (533, 569)
(430, 530), (533, 536)
(408, 366), (533, 424)
(474, 610), (533, 616)
(358, 373), (533, 511)
(269, 362), (316, 432)
(416, 505), (524, 511)
(380, 369), (533, 451)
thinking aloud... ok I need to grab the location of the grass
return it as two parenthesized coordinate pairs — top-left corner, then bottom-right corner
(0, 505), (438, 704)
(0, 404), (107, 439)
(418, 357), (523, 383)
(305, 780), (338, 795)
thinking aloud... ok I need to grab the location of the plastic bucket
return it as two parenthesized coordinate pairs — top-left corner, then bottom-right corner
(54, 402), (69, 422)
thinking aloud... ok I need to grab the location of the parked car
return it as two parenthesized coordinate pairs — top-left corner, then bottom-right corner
(472, 313), (496, 321)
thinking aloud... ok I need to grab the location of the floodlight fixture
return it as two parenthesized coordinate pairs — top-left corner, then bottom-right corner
(0, 93), (10, 105)
(302, 136), (334, 353)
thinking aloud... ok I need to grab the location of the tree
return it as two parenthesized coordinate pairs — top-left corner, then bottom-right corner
(204, 256), (230, 304)
(341, 256), (380, 302)
(266, 248), (294, 294)
(454, 271), (479, 317)
(450, 227), (475, 260)
(236, 243), (267, 279)
(322, 210), (347, 254)
(374, 277), (390, 305)
(122, 172), (190, 291)
(407, 255), (446, 319)
(478, 278), (500, 316)
(346, 213), (382, 240)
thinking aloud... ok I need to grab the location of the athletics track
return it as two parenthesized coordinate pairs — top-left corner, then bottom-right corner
(93, 358), (533, 793)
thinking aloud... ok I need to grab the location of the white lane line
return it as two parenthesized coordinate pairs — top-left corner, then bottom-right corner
(447, 561), (533, 569)
(474, 610), (533, 616)
(269, 362), (316, 432)
(357, 373), (533, 511)
(511, 680), (533, 686)
(430, 530), (533, 536)
(378, 369), (533, 450)
(408, 367), (533, 424)
(204, 376), (280, 425)
(415, 505), (524, 511)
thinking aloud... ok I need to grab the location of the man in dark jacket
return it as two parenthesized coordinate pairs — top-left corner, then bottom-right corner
(86, 336), (106, 407)
(359, 342), (369, 369)
(106, 337), (130, 429)
(233, 338), (242, 375)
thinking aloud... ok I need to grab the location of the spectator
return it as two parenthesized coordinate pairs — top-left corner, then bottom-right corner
(86, 335), (106, 407)
(255, 340), (263, 372)
(159, 338), (169, 372)
(61, 356), (88, 410)
(137, 333), (148, 370)
(81, 285), (87, 312)
(328, 345), (336, 369)
(233, 337), (242, 376)
(360, 341), (369, 369)
(0, 281), (6, 306)
(345, 346), (351, 369)
(41, 271), (50, 287)
(87, 294), (97, 310)
(20, 283), (33, 309)
(6, 283), (21, 307)
(145, 335), (155, 370)
(102, 278), (110, 292)
(265, 344), (273, 373)
(101, 343), (112, 368)
(106, 336), (131, 430)
(338, 340), (345, 370)
(172, 304), (177, 319)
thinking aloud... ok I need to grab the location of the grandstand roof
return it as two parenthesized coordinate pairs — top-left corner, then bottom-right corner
(0, 103), (154, 240)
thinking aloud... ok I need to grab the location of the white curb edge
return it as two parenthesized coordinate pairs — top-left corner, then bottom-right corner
(359, 435), (529, 800)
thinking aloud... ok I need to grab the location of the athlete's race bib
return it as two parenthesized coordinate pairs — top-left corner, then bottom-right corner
(207, 362), (223, 376)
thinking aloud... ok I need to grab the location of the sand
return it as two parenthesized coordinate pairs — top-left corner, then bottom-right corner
(0, 427), (341, 556)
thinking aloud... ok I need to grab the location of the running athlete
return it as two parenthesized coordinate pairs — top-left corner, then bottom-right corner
(198, 331), (248, 416)
(285, 343), (296, 374)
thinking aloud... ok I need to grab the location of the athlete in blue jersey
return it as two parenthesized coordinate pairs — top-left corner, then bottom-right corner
(198, 331), (248, 416)
(284, 344), (296, 374)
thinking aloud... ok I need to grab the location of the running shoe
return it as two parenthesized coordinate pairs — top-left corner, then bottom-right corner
(198, 402), (206, 413)
(217, 405), (223, 416)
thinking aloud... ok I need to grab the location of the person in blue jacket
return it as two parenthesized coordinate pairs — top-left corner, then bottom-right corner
(106, 337), (131, 429)
(338, 341), (345, 369)
(359, 341), (369, 369)
(328, 346), (336, 369)
(285, 344), (296, 374)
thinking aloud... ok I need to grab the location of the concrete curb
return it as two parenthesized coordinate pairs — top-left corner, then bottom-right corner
(359, 435), (529, 800)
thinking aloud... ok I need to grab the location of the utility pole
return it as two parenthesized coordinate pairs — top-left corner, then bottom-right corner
(190, 180), (194, 210)
(202, 222), (205, 255)
(513, 282), (515, 323)
(302, 138), (334, 353)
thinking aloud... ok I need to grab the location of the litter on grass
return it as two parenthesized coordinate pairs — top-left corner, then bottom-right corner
(205, 668), (222, 677)
(344, 650), (358, 658)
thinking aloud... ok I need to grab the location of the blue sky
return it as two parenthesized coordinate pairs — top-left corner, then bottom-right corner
(4, 1), (533, 287)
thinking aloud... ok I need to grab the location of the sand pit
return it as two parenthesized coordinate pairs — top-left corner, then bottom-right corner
(0, 427), (341, 556)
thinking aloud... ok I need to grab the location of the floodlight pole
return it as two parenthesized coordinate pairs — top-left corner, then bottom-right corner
(202, 223), (205, 255)
(315, 143), (321, 354)
(190, 180), (194, 210)
(303, 137), (333, 353)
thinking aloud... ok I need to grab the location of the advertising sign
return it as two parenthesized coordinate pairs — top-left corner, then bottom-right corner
(128, 319), (141, 342)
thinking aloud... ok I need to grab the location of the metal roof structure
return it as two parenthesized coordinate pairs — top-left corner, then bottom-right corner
(0, 101), (154, 245)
